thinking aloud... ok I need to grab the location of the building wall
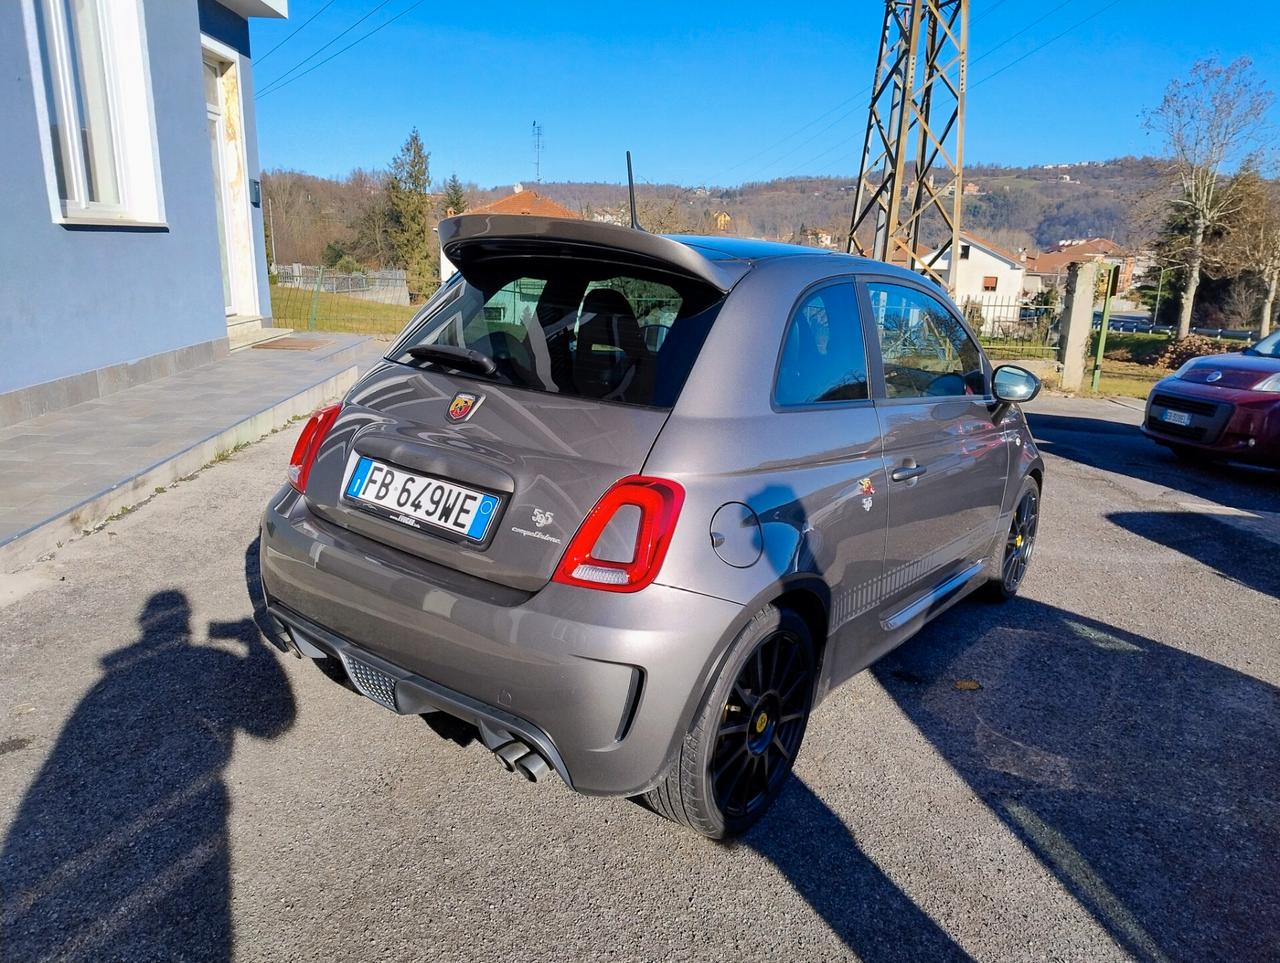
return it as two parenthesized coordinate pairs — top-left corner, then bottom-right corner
(0, 0), (269, 410)
(932, 243), (1025, 323)
(952, 246), (1024, 304)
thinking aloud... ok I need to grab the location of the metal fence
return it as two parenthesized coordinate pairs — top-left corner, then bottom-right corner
(270, 265), (419, 336)
(962, 295), (1062, 360)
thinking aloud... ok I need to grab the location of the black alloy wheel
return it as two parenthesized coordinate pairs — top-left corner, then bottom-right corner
(1002, 486), (1039, 595)
(710, 628), (813, 821)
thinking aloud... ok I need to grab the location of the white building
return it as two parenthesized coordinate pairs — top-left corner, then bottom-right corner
(923, 233), (1026, 323)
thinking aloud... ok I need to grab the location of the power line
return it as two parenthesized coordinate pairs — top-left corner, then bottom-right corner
(971, 0), (1012, 26)
(746, 101), (868, 182)
(715, 93), (863, 183)
(719, 0), (1071, 185)
(972, 0), (1124, 88)
(256, 0), (340, 64)
(257, 0), (400, 98)
(777, 0), (1125, 180)
(970, 0), (1074, 67)
(257, 0), (431, 100)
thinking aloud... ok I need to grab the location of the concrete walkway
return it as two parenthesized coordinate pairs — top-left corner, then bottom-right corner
(0, 334), (385, 572)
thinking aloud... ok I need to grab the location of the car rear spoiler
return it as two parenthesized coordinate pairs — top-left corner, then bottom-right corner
(439, 214), (749, 294)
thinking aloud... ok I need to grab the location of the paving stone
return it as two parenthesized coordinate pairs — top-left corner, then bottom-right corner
(0, 335), (383, 563)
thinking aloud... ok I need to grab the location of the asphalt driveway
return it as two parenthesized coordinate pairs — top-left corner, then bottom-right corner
(1, 395), (1276, 962)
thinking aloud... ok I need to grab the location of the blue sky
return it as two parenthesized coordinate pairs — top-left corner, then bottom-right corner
(249, 0), (1280, 188)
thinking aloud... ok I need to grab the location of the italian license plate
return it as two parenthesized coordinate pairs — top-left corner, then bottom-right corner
(1161, 409), (1193, 427)
(344, 456), (499, 541)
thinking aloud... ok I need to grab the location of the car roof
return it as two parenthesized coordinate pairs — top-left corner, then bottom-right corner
(668, 235), (839, 261)
(668, 235), (938, 284)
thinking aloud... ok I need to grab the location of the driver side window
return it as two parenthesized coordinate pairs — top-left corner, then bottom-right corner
(866, 282), (984, 399)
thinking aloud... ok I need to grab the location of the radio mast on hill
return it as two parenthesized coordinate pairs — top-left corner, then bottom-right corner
(532, 121), (544, 183)
(847, 0), (967, 292)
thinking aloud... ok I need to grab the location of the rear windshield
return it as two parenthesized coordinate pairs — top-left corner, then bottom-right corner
(389, 260), (724, 409)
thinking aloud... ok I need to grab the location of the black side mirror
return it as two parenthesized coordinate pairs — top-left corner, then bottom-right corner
(992, 365), (1041, 405)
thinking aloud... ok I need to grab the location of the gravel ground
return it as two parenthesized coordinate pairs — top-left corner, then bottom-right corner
(1, 395), (1276, 963)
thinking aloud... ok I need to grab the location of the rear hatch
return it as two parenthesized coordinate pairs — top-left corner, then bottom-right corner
(301, 215), (748, 592)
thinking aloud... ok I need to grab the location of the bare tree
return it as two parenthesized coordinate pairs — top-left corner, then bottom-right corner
(1144, 58), (1274, 338)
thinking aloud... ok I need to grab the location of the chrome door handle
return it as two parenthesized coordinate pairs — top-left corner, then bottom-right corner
(891, 465), (928, 482)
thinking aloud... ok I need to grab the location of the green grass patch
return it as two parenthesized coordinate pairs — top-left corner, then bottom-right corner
(269, 282), (418, 336)
(1080, 359), (1165, 399)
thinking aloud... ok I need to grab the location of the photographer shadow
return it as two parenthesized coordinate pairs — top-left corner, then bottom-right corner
(0, 543), (296, 963)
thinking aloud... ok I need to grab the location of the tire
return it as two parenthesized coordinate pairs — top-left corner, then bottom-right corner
(644, 604), (816, 839)
(984, 476), (1041, 602)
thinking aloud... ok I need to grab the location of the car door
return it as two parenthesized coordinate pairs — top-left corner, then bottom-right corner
(859, 277), (1008, 634)
(768, 279), (890, 685)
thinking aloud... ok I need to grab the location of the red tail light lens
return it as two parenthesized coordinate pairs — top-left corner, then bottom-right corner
(288, 403), (341, 493)
(552, 476), (685, 593)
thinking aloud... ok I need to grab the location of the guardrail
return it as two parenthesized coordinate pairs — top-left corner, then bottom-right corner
(1090, 316), (1257, 342)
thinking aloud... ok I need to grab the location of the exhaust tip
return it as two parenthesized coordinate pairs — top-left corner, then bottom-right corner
(494, 741), (529, 772)
(515, 752), (550, 782)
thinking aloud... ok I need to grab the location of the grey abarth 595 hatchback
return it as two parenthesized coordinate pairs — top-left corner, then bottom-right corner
(259, 214), (1044, 838)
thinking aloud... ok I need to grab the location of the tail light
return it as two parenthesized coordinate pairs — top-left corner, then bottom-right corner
(552, 476), (684, 593)
(288, 403), (341, 493)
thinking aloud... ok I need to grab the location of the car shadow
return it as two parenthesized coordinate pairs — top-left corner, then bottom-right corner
(1107, 510), (1280, 599)
(869, 596), (1279, 963)
(0, 542), (296, 963)
(743, 778), (974, 961)
(1025, 410), (1280, 515)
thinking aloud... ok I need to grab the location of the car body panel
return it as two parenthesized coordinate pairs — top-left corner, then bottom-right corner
(644, 259), (891, 694)
(261, 484), (744, 796)
(874, 396), (1009, 606)
(302, 362), (672, 592)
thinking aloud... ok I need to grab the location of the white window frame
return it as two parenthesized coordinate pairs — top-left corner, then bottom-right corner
(23, 0), (166, 227)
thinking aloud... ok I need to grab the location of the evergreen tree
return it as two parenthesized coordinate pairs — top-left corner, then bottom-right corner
(387, 128), (436, 301)
(441, 174), (467, 216)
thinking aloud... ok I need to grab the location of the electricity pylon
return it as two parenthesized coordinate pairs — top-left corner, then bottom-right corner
(846, 0), (968, 292)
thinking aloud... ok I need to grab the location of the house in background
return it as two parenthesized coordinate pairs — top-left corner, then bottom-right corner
(439, 187), (580, 283)
(921, 232), (1027, 322)
(0, 0), (286, 427)
(1026, 237), (1134, 295)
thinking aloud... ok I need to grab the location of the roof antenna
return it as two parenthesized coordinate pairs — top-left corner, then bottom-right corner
(626, 150), (641, 231)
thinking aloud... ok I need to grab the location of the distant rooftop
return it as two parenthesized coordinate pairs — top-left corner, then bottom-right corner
(470, 189), (579, 219)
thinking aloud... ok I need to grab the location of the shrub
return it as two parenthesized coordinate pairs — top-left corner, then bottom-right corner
(1155, 334), (1238, 370)
(1088, 332), (1170, 366)
(333, 254), (365, 276)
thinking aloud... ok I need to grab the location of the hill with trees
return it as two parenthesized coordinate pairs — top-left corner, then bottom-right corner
(265, 156), (1168, 274)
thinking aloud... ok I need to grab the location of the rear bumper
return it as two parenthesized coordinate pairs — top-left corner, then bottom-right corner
(259, 486), (744, 796)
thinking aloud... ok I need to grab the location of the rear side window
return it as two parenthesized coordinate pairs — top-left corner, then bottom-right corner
(392, 262), (722, 409)
(866, 282), (985, 399)
(775, 282), (869, 406)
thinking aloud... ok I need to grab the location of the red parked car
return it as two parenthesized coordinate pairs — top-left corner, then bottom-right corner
(1143, 330), (1280, 465)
